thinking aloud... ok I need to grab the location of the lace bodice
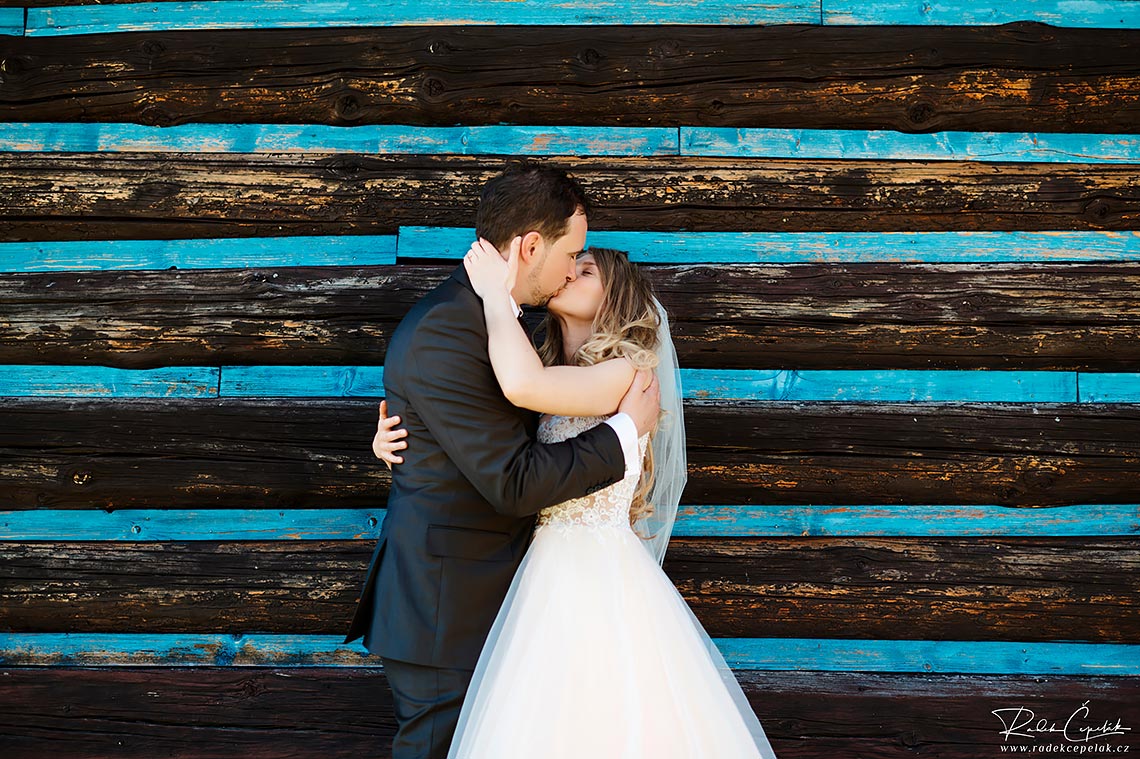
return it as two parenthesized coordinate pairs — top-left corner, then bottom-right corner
(534, 414), (649, 534)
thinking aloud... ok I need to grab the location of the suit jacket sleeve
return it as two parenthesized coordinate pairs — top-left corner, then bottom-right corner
(402, 303), (626, 518)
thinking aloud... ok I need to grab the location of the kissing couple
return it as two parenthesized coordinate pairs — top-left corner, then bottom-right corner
(345, 163), (778, 758)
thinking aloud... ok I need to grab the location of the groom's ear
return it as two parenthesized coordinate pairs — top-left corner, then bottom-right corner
(517, 231), (544, 264)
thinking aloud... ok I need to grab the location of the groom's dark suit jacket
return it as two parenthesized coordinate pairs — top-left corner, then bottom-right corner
(344, 263), (626, 670)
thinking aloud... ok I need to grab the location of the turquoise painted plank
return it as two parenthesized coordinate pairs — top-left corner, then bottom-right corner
(683, 127), (1140, 164)
(0, 509), (386, 541)
(224, 367), (1082, 402)
(1, 633), (1136, 674)
(681, 369), (1077, 403)
(824, 1), (1140, 28)
(0, 366), (219, 398)
(397, 227), (1140, 264)
(7, 231), (1136, 271)
(11, 123), (1140, 164)
(221, 366), (385, 397)
(3, 503), (1136, 541)
(712, 638), (1140, 674)
(0, 8), (23, 36)
(0, 365), (387, 399)
(674, 503), (1140, 537)
(2, 366), (1091, 402)
(0, 123), (679, 157)
(1080, 373), (1140, 403)
(26, 1), (820, 36)
(0, 235), (396, 272)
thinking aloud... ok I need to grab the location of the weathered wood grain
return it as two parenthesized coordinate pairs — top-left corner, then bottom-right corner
(2, 25), (1139, 132)
(1, 398), (1138, 508)
(1, 537), (1136, 641)
(1, 667), (1137, 759)
(2, 263), (1139, 370)
(3, 154), (1137, 241)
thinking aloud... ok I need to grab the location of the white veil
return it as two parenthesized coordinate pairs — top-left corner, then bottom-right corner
(633, 296), (687, 566)
(631, 299), (776, 758)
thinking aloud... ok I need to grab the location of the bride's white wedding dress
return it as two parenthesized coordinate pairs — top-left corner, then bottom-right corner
(446, 414), (778, 758)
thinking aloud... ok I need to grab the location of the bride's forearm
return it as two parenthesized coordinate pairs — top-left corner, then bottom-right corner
(482, 288), (547, 404)
(481, 287), (636, 416)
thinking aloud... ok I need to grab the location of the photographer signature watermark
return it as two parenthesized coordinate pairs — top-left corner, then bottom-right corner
(992, 701), (1132, 753)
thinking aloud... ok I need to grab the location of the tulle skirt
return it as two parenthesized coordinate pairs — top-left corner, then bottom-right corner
(446, 522), (778, 758)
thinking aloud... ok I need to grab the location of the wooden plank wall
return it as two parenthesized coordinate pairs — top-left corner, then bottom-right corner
(2, 1), (1139, 757)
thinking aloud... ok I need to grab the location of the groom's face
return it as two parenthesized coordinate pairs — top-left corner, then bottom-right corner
(524, 209), (588, 307)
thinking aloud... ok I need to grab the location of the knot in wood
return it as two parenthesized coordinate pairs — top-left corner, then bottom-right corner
(579, 48), (602, 66)
(140, 39), (167, 58)
(334, 94), (362, 121)
(907, 102), (936, 125)
(1083, 199), (1113, 222)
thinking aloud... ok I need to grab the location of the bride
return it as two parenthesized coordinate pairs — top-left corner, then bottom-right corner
(374, 239), (778, 759)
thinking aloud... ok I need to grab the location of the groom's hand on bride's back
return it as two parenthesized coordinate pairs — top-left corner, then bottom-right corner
(619, 370), (661, 437)
(373, 399), (409, 469)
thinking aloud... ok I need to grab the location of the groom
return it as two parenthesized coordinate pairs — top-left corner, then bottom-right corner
(344, 163), (661, 759)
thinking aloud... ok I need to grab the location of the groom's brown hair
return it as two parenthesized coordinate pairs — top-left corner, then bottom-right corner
(475, 162), (592, 252)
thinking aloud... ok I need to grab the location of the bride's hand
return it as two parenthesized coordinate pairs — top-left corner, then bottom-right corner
(464, 236), (520, 299)
(372, 399), (408, 469)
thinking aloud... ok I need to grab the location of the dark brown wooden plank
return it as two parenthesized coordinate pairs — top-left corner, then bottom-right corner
(1, 667), (1137, 759)
(2, 537), (1136, 641)
(3, 262), (1140, 370)
(3, 25), (1139, 132)
(2, 398), (1138, 509)
(685, 401), (1140, 507)
(2, 154), (1139, 241)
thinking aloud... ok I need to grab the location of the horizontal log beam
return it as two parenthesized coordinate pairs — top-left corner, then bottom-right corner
(6, 231), (1140, 271)
(2, 262), (1140, 370)
(14, 0), (1140, 31)
(3, 503), (1137, 540)
(1, 632), (1138, 673)
(4, 155), (1137, 241)
(399, 229), (1140, 264)
(2, 667), (1137, 758)
(24, 1), (821, 35)
(1, 398), (1138, 508)
(6, 123), (1140, 164)
(1, 538), (1137, 641)
(1, 365), (1120, 403)
(3, 25), (1139, 132)
(825, 1), (1140, 28)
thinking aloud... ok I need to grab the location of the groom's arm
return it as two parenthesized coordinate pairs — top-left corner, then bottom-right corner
(403, 309), (629, 518)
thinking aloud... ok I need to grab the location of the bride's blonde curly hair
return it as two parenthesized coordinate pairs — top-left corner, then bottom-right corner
(537, 247), (662, 533)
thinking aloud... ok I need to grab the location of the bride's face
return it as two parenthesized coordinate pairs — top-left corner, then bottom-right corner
(547, 252), (604, 322)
